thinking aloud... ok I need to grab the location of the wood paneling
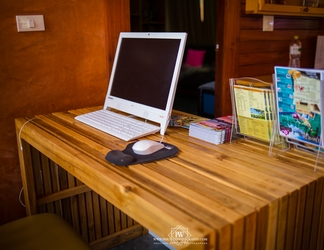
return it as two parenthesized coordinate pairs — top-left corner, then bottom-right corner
(21, 143), (146, 249)
(215, 0), (241, 119)
(0, 0), (130, 225)
(215, 0), (324, 117)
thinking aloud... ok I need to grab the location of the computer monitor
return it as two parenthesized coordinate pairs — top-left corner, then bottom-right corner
(104, 32), (187, 136)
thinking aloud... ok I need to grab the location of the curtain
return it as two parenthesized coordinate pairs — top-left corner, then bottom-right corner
(165, 0), (216, 46)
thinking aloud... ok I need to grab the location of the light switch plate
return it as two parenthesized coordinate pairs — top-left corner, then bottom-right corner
(16, 15), (45, 32)
(263, 15), (274, 32)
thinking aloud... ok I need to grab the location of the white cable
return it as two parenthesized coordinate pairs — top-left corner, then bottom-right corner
(18, 118), (36, 207)
(19, 187), (26, 207)
(159, 134), (164, 143)
(18, 118), (36, 151)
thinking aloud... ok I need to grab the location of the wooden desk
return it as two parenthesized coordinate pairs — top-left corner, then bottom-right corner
(15, 107), (324, 250)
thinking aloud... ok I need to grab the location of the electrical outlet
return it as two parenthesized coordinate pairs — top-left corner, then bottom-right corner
(263, 15), (274, 32)
(16, 15), (45, 32)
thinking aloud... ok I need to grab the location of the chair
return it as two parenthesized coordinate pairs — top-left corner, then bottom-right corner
(0, 213), (92, 250)
(198, 81), (215, 118)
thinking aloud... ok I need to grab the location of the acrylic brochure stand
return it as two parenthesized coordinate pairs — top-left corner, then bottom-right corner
(229, 77), (282, 156)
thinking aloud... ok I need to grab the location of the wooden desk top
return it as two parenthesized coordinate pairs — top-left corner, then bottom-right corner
(15, 107), (324, 250)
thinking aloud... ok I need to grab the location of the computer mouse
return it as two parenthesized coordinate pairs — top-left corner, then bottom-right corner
(132, 140), (165, 155)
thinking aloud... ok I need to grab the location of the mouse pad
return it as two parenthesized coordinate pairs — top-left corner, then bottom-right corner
(105, 141), (179, 166)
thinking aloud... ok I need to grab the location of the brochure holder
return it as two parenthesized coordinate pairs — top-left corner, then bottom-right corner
(229, 77), (283, 156)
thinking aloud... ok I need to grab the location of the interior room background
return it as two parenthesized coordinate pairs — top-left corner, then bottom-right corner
(1, 0), (324, 228)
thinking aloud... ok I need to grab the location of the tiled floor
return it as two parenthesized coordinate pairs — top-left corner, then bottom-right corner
(109, 234), (170, 250)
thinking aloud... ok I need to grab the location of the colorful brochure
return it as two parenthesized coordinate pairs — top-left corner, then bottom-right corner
(274, 67), (324, 147)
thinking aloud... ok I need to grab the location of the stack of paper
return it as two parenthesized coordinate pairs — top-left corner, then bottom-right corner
(189, 119), (232, 144)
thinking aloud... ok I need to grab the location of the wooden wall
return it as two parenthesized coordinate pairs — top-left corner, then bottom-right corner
(215, 0), (324, 117)
(0, 0), (130, 225)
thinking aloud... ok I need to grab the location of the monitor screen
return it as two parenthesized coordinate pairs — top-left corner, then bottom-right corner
(110, 38), (181, 110)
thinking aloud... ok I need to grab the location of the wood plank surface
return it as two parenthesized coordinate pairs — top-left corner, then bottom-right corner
(15, 107), (324, 249)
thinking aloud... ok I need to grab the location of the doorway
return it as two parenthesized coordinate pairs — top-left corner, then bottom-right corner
(129, 0), (217, 116)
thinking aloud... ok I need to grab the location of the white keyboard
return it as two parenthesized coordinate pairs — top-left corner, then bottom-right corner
(75, 109), (160, 141)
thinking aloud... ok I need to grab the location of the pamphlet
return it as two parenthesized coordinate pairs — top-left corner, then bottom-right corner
(233, 85), (273, 141)
(169, 115), (207, 129)
(274, 67), (324, 147)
